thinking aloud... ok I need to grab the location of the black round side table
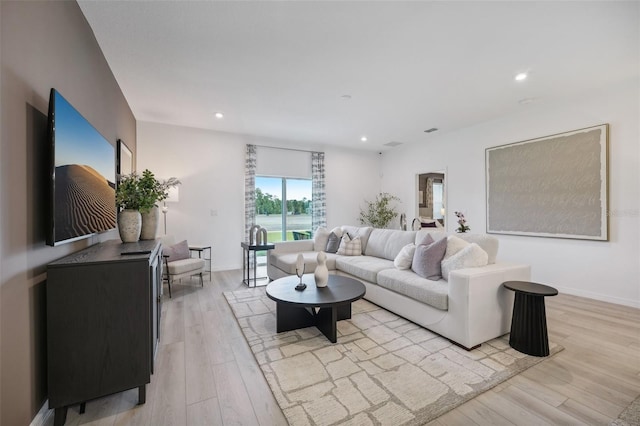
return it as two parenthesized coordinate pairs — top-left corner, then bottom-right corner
(503, 281), (558, 357)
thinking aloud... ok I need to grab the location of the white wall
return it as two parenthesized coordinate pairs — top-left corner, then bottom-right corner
(381, 79), (640, 308)
(137, 121), (381, 270)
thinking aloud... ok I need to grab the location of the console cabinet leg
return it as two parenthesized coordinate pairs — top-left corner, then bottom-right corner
(54, 407), (68, 426)
(79, 402), (86, 414)
(138, 384), (146, 405)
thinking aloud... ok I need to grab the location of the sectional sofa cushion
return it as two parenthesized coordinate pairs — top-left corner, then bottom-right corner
(313, 227), (330, 252)
(414, 230), (447, 246)
(365, 228), (417, 260)
(414, 231), (498, 264)
(411, 234), (447, 280)
(441, 243), (489, 280)
(335, 256), (394, 283)
(272, 251), (339, 275)
(394, 243), (416, 270)
(377, 268), (449, 310)
(456, 234), (498, 264)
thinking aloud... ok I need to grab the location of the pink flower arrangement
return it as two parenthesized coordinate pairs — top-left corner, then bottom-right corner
(454, 211), (471, 233)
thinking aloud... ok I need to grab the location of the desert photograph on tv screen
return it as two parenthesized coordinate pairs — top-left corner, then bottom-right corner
(54, 92), (116, 243)
(54, 164), (116, 242)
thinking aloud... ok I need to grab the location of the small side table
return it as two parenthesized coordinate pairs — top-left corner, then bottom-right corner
(241, 242), (275, 287)
(503, 281), (558, 357)
(189, 245), (211, 281)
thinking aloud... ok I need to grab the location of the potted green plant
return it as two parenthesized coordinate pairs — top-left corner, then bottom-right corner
(115, 173), (143, 242)
(359, 192), (400, 229)
(115, 170), (181, 242)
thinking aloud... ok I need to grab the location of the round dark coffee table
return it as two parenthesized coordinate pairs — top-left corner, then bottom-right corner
(266, 274), (366, 343)
(503, 281), (558, 357)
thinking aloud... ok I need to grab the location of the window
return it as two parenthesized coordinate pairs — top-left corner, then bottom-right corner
(255, 176), (312, 242)
(433, 182), (444, 219)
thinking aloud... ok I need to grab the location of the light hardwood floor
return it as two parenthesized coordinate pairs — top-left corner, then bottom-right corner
(47, 270), (640, 426)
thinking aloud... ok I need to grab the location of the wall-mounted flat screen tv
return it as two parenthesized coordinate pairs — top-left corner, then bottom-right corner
(47, 89), (116, 246)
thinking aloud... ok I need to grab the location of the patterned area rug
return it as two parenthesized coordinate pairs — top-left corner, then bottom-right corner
(611, 395), (640, 426)
(224, 288), (562, 426)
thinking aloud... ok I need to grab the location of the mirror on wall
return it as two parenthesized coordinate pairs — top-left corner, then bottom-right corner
(415, 171), (446, 230)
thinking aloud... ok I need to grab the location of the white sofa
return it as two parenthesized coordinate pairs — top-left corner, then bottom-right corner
(267, 226), (530, 350)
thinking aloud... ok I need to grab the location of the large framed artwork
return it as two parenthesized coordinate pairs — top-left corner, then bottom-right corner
(116, 138), (133, 179)
(486, 124), (608, 241)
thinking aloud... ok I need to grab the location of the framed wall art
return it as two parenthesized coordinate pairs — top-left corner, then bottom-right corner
(486, 124), (608, 240)
(116, 138), (133, 179)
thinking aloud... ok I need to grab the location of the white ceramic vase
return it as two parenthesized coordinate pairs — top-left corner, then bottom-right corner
(118, 209), (142, 243)
(314, 251), (329, 288)
(140, 206), (160, 240)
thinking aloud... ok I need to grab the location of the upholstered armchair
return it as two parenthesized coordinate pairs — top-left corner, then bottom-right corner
(161, 235), (205, 298)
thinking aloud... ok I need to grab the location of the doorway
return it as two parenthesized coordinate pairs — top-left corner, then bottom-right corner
(416, 171), (446, 229)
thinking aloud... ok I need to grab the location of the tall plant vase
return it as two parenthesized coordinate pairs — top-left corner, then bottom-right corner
(314, 252), (329, 288)
(118, 209), (142, 243)
(140, 206), (160, 240)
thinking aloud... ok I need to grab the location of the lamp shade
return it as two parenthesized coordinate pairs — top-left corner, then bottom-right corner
(165, 186), (179, 203)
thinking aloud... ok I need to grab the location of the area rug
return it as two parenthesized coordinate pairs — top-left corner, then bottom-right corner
(224, 288), (563, 426)
(611, 395), (640, 426)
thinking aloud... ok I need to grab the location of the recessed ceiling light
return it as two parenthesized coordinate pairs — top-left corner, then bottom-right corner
(214, 112), (224, 119)
(424, 128), (438, 133)
(360, 136), (368, 142)
(518, 97), (537, 105)
(515, 72), (528, 81)
(340, 94), (352, 100)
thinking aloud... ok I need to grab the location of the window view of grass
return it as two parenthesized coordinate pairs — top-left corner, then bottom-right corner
(256, 176), (312, 243)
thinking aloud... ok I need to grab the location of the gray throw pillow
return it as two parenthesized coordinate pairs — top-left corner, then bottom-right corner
(164, 240), (190, 262)
(411, 234), (447, 280)
(325, 232), (341, 253)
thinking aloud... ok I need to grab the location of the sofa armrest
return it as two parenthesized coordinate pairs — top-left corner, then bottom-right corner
(447, 262), (531, 348)
(270, 240), (315, 254)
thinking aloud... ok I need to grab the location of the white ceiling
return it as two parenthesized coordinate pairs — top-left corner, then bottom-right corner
(78, 1), (638, 151)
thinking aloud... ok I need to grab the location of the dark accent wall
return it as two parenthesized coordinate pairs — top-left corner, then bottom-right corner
(0, 1), (136, 424)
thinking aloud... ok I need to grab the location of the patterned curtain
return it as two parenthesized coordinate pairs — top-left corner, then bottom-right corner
(244, 144), (256, 242)
(312, 152), (326, 232)
(426, 177), (434, 210)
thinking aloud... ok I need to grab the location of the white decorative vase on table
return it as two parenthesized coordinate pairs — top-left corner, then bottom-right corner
(314, 251), (329, 288)
(140, 206), (160, 240)
(118, 209), (142, 243)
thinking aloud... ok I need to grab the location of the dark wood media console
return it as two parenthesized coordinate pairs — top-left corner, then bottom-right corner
(46, 239), (163, 426)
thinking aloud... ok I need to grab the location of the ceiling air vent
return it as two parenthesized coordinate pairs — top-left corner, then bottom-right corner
(384, 141), (403, 147)
(424, 128), (438, 133)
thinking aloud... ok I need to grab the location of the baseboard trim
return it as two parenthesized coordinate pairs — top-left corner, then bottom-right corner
(555, 285), (640, 309)
(30, 400), (53, 426)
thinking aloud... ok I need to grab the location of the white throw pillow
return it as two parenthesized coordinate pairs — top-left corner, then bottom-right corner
(313, 227), (330, 252)
(441, 243), (489, 281)
(394, 243), (416, 270)
(443, 235), (469, 260)
(337, 234), (362, 256)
